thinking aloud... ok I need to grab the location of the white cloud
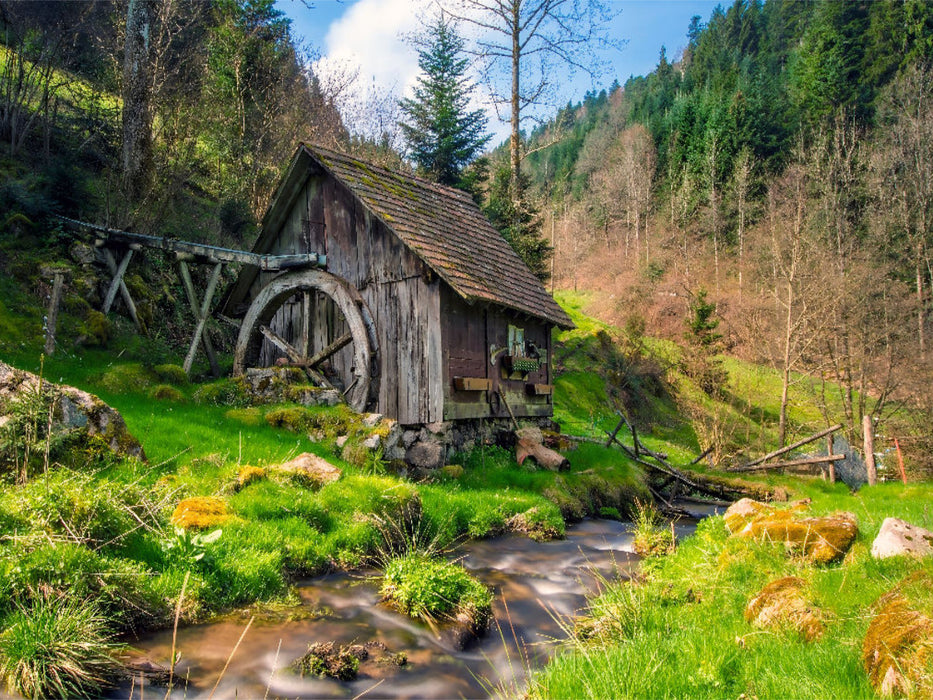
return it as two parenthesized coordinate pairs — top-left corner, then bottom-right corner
(313, 0), (511, 146)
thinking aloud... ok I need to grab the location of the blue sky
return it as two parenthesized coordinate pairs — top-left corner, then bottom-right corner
(277, 0), (722, 141)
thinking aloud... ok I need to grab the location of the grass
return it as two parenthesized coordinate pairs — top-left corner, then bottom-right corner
(529, 483), (933, 699)
(380, 553), (493, 631)
(0, 593), (120, 699)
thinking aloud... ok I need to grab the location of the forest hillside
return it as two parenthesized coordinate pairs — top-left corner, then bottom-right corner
(519, 0), (933, 474)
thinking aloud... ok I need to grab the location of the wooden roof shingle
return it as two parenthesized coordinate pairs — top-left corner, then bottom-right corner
(231, 144), (572, 329)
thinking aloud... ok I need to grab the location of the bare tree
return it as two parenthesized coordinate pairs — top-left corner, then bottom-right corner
(581, 124), (655, 262)
(873, 64), (933, 360)
(443, 0), (621, 199)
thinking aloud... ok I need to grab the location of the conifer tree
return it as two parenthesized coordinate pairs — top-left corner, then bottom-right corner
(400, 15), (489, 188)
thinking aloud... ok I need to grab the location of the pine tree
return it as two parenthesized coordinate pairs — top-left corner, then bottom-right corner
(400, 15), (489, 188)
(484, 164), (552, 281)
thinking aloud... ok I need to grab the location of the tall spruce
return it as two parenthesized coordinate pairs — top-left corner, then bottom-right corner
(400, 15), (489, 188)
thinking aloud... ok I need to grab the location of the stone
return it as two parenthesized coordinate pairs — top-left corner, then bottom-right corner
(424, 421), (450, 436)
(361, 413), (383, 428)
(405, 440), (445, 470)
(744, 576), (824, 641)
(402, 430), (419, 448)
(863, 572), (933, 697)
(725, 498), (858, 564)
(335, 435), (348, 449)
(272, 452), (342, 489)
(871, 517), (933, 560)
(362, 434), (381, 450)
(0, 361), (145, 463)
(70, 242), (98, 265)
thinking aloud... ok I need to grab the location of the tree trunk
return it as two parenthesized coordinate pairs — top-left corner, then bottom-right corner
(122, 0), (154, 203)
(509, 0), (521, 202)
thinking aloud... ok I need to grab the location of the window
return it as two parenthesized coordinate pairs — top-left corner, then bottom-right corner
(508, 325), (524, 356)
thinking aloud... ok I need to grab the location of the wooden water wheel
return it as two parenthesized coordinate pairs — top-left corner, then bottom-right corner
(233, 269), (379, 412)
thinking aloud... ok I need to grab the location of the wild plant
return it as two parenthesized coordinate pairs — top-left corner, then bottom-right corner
(161, 527), (222, 567)
(0, 360), (59, 483)
(629, 498), (676, 557)
(0, 592), (120, 699)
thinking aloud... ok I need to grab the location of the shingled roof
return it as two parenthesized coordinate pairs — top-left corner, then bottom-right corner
(249, 144), (572, 329)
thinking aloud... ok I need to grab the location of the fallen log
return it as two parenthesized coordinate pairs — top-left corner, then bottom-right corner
(516, 437), (570, 471)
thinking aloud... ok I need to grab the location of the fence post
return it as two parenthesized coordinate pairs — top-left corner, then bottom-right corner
(863, 415), (877, 486)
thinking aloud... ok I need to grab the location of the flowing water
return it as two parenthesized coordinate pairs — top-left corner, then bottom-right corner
(117, 515), (709, 699)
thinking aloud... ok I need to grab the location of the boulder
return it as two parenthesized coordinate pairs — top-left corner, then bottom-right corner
(724, 498), (857, 564)
(871, 518), (933, 560)
(405, 439), (445, 470)
(744, 576), (824, 641)
(0, 361), (145, 465)
(272, 452), (342, 489)
(863, 572), (933, 697)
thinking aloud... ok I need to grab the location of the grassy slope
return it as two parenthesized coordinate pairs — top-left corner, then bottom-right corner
(530, 482), (933, 699)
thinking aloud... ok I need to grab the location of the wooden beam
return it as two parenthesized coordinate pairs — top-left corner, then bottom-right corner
(62, 217), (324, 270)
(181, 261), (222, 377)
(729, 454), (847, 473)
(455, 377), (492, 391)
(727, 424), (843, 472)
(296, 332), (353, 368)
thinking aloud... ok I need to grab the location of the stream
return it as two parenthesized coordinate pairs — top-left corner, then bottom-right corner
(116, 513), (712, 699)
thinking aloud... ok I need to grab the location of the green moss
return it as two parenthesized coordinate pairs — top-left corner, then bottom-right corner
(149, 384), (184, 402)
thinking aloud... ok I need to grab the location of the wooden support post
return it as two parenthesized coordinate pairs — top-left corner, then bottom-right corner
(44, 272), (64, 356)
(826, 433), (836, 483)
(180, 261), (222, 377)
(101, 249), (145, 333)
(605, 415), (626, 449)
(102, 248), (134, 313)
(864, 415), (877, 486)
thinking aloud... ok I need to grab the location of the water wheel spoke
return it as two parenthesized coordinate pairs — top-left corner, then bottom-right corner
(260, 324), (335, 390)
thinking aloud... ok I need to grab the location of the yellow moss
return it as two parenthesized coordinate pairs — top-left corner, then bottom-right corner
(863, 573), (933, 698)
(744, 512), (858, 564)
(745, 576), (824, 642)
(236, 465), (267, 489)
(171, 496), (230, 530)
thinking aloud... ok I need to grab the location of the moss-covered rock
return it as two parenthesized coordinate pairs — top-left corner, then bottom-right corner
(724, 498), (857, 564)
(0, 361), (146, 473)
(744, 576), (824, 641)
(862, 571), (933, 697)
(170, 496), (230, 529)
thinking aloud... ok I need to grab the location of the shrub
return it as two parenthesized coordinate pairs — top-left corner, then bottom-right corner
(96, 364), (155, 393)
(381, 553), (492, 631)
(191, 379), (251, 407)
(0, 594), (120, 699)
(264, 406), (314, 432)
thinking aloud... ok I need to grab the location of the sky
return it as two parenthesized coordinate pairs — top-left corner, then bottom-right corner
(277, 0), (722, 143)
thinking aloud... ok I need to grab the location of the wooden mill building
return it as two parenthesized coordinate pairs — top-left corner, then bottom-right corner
(224, 144), (573, 426)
